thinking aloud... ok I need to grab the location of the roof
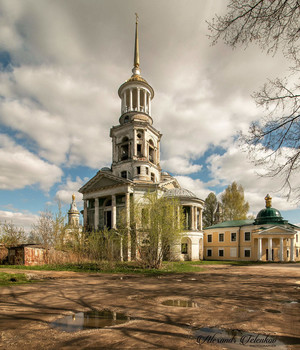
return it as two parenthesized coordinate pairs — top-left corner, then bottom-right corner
(163, 188), (200, 200)
(204, 219), (255, 229)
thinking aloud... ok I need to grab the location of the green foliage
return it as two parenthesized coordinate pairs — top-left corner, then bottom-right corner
(0, 221), (26, 247)
(221, 182), (250, 221)
(203, 192), (218, 228)
(133, 191), (184, 269)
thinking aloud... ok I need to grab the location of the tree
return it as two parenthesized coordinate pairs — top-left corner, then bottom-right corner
(203, 192), (218, 228)
(208, 0), (300, 200)
(0, 221), (27, 246)
(132, 191), (184, 269)
(221, 182), (249, 221)
(31, 209), (54, 248)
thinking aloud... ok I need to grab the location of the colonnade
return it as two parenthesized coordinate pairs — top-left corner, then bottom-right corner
(257, 237), (295, 261)
(121, 88), (151, 115)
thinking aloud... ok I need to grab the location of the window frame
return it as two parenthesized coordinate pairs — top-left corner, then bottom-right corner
(219, 233), (224, 242)
(244, 249), (251, 258)
(218, 248), (224, 257)
(231, 232), (237, 242)
(207, 249), (212, 257)
(244, 232), (251, 242)
(207, 234), (212, 243)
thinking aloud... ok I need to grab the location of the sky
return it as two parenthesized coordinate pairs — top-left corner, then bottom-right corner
(0, 0), (299, 232)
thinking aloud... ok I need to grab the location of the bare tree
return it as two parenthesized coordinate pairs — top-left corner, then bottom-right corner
(0, 221), (27, 246)
(208, 0), (300, 200)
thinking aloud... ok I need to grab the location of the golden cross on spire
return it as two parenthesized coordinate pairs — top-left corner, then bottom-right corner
(135, 12), (139, 24)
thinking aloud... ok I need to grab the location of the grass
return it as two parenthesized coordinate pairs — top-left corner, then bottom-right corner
(0, 272), (37, 286)
(0, 259), (265, 276)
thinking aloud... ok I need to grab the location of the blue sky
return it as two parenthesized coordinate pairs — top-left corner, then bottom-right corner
(0, 0), (299, 231)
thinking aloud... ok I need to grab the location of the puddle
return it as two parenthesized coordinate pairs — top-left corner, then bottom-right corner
(162, 299), (198, 308)
(51, 310), (131, 332)
(194, 327), (300, 349)
(265, 309), (281, 313)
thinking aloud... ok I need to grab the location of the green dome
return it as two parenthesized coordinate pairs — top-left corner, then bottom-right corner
(254, 207), (286, 225)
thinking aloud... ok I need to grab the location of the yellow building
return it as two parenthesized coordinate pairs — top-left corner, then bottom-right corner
(203, 195), (300, 262)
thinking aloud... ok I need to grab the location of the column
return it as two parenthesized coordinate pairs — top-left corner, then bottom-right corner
(199, 209), (203, 231)
(191, 206), (195, 230)
(94, 198), (99, 230)
(290, 237), (295, 262)
(112, 195), (116, 229)
(258, 237), (262, 261)
(148, 94), (151, 115)
(144, 89), (147, 112)
(83, 200), (88, 228)
(137, 88), (140, 111)
(129, 88), (133, 111)
(195, 207), (198, 231)
(280, 238), (284, 262)
(268, 237), (273, 261)
(133, 129), (136, 157)
(122, 92), (126, 113)
(125, 192), (131, 261)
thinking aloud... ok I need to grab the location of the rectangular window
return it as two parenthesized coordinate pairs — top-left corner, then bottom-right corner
(207, 249), (212, 257)
(231, 232), (236, 242)
(121, 171), (127, 179)
(296, 249), (299, 258)
(244, 232), (251, 241)
(287, 249), (289, 258)
(207, 234), (212, 243)
(137, 144), (142, 157)
(219, 233), (224, 242)
(296, 235), (298, 243)
(230, 248), (237, 257)
(146, 167), (149, 175)
(181, 243), (188, 254)
(244, 249), (251, 258)
(137, 166), (141, 175)
(218, 249), (224, 257)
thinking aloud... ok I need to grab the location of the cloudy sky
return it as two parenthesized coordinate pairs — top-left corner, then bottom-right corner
(0, 0), (299, 231)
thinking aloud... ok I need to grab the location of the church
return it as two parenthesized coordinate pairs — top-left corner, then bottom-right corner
(78, 18), (204, 261)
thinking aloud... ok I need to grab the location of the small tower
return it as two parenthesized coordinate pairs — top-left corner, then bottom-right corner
(110, 14), (162, 183)
(68, 194), (80, 227)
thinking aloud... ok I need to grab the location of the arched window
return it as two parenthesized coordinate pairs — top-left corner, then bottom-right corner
(151, 172), (155, 182)
(124, 115), (129, 123)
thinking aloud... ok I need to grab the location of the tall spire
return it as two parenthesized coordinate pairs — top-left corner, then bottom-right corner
(132, 13), (141, 76)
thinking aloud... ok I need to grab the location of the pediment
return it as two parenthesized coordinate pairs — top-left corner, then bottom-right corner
(79, 171), (131, 194)
(257, 225), (296, 235)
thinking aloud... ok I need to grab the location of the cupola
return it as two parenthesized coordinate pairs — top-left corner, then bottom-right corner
(118, 13), (154, 124)
(254, 194), (287, 225)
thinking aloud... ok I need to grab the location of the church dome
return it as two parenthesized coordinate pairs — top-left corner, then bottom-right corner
(164, 188), (198, 199)
(254, 194), (286, 225)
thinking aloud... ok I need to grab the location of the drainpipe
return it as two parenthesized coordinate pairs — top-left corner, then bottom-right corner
(238, 227), (241, 258)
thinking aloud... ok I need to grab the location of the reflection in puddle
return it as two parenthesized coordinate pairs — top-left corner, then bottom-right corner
(162, 299), (198, 307)
(194, 327), (300, 349)
(51, 310), (131, 332)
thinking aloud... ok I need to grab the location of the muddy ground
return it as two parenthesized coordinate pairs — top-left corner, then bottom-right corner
(0, 264), (299, 350)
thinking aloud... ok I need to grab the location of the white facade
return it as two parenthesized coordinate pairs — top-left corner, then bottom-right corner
(79, 19), (204, 261)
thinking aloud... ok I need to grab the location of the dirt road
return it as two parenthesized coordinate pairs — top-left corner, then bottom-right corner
(0, 264), (299, 349)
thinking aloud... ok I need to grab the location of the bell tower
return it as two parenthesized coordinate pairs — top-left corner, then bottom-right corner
(110, 14), (162, 183)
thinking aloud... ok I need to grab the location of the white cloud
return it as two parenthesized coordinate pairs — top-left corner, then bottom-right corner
(206, 143), (300, 213)
(0, 134), (62, 191)
(161, 157), (202, 175)
(0, 210), (38, 233)
(55, 176), (84, 207)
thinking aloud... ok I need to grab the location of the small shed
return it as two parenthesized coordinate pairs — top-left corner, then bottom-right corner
(0, 244), (8, 264)
(8, 244), (46, 266)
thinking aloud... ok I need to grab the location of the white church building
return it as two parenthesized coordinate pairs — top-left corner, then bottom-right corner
(79, 18), (204, 261)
